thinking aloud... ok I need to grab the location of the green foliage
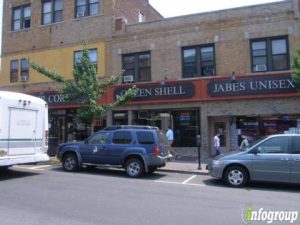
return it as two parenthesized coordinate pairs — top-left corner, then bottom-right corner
(30, 42), (137, 123)
(292, 48), (300, 87)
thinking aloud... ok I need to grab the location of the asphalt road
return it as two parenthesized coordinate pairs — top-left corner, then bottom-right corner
(0, 165), (299, 225)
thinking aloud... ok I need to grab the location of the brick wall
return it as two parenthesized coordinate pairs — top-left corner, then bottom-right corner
(111, 1), (299, 81)
(113, 0), (162, 24)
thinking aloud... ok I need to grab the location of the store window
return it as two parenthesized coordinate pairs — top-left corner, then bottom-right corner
(237, 115), (299, 146)
(172, 111), (199, 147)
(42, 0), (63, 25)
(251, 36), (289, 72)
(76, 0), (99, 18)
(12, 5), (31, 31)
(182, 44), (215, 78)
(122, 52), (151, 83)
(113, 111), (128, 125)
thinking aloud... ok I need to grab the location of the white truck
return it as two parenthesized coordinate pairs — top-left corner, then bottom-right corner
(0, 91), (49, 170)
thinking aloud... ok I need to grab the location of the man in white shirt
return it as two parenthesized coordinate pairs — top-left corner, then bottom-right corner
(214, 132), (222, 157)
(166, 127), (176, 159)
(166, 127), (174, 145)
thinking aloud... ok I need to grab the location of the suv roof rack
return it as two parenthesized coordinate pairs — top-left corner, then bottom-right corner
(103, 125), (159, 131)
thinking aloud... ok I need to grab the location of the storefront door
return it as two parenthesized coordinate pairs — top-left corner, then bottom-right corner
(209, 117), (230, 156)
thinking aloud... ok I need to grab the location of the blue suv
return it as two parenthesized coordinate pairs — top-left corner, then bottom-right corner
(57, 126), (172, 177)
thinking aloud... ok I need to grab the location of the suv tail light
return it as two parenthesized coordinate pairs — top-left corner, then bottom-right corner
(154, 145), (159, 156)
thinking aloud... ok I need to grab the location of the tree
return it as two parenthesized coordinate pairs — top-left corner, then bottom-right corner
(30, 42), (137, 124)
(292, 48), (300, 88)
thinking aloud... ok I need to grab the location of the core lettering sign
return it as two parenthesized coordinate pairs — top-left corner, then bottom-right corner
(114, 83), (195, 101)
(208, 75), (298, 97)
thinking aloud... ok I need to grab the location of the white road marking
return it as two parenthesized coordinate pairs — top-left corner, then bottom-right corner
(182, 175), (197, 184)
(155, 180), (206, 187)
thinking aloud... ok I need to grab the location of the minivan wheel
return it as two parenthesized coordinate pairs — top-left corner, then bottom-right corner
(224, 166), (248, 187)
(125, 158), (144, 178)
(62, 154), (79, 172)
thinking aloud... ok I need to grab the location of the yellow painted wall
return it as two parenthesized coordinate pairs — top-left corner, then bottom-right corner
(0, 42), (106, 86)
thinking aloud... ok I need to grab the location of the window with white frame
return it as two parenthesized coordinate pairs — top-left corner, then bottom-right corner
(74, 49), (98, 71)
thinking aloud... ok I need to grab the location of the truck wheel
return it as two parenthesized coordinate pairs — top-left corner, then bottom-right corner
(0, 166), (9, 172)
(62, 154), (79, 172)
(224, 166), (248, 187)
(125, 158), (144, 178)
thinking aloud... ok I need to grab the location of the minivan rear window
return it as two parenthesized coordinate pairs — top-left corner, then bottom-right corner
(137, 131), (154, 144)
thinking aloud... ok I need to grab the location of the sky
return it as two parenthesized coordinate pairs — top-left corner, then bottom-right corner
(0, 0), (284, 55)
(149, 0), (284, 18)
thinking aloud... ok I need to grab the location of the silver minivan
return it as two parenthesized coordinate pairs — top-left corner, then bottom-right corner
(208, 134), (300, 187)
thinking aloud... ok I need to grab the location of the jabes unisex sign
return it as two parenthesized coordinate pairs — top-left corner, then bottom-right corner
(208, 75), (298, 97)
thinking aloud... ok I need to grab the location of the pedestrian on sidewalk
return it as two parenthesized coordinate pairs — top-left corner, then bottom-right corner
(240, 135), (249, 150)
(213, 132), (222, 157)
(166, 127), (177, 159)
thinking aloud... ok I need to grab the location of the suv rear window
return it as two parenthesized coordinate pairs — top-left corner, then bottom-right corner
(112, 131), (132, 144)
(137, 131), (154, 144)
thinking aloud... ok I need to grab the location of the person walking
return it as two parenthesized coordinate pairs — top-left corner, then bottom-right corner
(240, 135), (249, 150)
(213, 132), (222, 157)
(166, 127), (177, 159)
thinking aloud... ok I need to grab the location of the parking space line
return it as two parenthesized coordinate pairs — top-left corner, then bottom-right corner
(155, 180), (206, 187)
(182, 175), (197, 184)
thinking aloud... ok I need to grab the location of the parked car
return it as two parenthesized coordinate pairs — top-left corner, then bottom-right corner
(208, 134), (300, 187)
(56, 126), (172, 177)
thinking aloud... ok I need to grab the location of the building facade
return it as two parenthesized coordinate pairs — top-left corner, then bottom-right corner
(0, 0), (161, 154)
(109, 0), (300, 159)
(1, 0), (300, 159)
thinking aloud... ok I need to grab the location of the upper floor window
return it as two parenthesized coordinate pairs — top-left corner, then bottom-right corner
(122, 52), (151, 83)
(182, 44), (215, 78)
(10, 59), (29, 83)
(251, 36), (289, 73)
(10, 60), (19, 83)
(12, 5), (31, 31)
(21, 59), (29, 81)
(74, 49), (98, 71)
(76, 0), (99, 18)
(42, 0), (63, 25)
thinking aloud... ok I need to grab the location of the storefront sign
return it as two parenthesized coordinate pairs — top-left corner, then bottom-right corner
(114, 83), (195, 101)
(35, 92), (81, 105)
(208, 75), (298, 97)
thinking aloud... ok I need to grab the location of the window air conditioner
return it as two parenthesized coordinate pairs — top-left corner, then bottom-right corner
(20, 76), (28, 82)
(255, 64), (267, 72)
(123, 75), (134, 83)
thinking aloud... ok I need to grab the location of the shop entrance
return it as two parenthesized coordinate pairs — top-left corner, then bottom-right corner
(209, 117), (230, 156)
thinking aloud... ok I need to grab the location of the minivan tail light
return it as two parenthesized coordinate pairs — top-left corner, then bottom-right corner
(154, 145), (159, 156)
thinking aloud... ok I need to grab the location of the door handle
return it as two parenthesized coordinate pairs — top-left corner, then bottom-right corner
(294, 158), (300, 162)
(103, 147), (109, 151)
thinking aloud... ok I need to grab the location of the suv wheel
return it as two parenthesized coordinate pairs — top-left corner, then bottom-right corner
(125, 158), (144, 178)
(63, 154), (79, 172)
(224, 166), (248, 187)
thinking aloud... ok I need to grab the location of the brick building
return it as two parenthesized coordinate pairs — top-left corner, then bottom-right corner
(0, 0), (161, 153)
(1, 0), (300, 158)
(108, 0), (300, 158)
